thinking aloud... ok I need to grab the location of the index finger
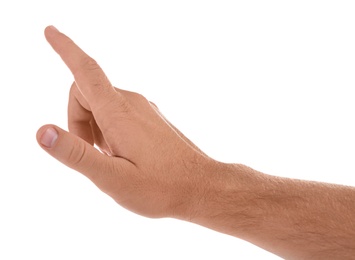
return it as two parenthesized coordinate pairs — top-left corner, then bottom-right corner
(44, 25), (118, 110)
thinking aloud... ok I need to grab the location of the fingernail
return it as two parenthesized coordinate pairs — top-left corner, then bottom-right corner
(41, 127), (58, 148)
(48, 25), (58, 32)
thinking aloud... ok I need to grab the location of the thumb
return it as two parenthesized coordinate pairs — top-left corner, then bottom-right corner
(36, 124), (109, 182)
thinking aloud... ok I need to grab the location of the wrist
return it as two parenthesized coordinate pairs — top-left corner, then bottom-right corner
(183, 161), (265, 236)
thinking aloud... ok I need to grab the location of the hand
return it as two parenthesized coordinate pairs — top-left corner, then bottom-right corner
(36, 26), (221, 219)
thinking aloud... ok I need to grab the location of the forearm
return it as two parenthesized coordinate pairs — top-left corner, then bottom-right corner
(188, 163), (355, 259)
(41, 26), (354, 260)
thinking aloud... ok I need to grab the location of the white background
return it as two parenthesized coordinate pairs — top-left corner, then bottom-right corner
(1, 1), (355, 259)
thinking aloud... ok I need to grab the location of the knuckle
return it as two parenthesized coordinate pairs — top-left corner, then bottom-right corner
(97, 93), (131, 114)
(113, 94), (132, 113)
(118, 99), (131, 114)
(136, 93), (148, 103)
(149, 101), (159, 109)
(130, 92), (152, 109)
(124, 91), (146, 102)
(81, 56), (100, 71)
(67, 138), (87, 168)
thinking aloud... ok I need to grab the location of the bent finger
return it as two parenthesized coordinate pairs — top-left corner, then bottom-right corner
(68, 82), (94, 144)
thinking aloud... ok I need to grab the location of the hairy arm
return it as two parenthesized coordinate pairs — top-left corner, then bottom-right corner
(188, 163), (355, 259)
(37, 26), (355, 259)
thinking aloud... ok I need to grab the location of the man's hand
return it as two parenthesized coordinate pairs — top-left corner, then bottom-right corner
(36, 26), (219, 219)
(37, 26), (355, 259)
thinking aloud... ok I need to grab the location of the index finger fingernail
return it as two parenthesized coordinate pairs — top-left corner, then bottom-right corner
(47, 25), (59, 33)
(45, 25), (59, 35)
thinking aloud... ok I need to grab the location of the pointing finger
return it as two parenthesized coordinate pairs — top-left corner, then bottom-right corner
(44, 25), (122, 112)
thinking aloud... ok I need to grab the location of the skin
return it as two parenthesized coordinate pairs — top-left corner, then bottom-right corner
(37, 26), (355, 259)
